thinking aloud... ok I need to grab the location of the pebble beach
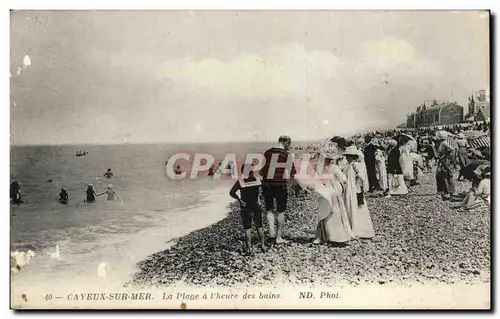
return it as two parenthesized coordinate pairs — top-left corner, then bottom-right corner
(131, 169), (491, 288)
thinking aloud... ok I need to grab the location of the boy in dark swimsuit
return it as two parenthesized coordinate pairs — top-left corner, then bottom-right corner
(230, 164), (267, 254)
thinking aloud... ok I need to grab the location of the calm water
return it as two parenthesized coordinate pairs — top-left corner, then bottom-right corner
(10, 142), (271, 289)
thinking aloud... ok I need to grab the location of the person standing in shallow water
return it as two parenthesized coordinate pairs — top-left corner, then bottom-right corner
(229, 164), (267, 254)
(98, 184), (120, 201)
(85, 184), (97, 203)
(59, 188), (69, 204)
(104, 168), (114, 179)
(10, 181), (23, 205)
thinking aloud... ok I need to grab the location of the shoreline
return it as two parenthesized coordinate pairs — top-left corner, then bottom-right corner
(10, 182), (233, 296)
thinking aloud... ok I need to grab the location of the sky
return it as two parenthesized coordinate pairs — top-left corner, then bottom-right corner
(10, 10), (489, 145)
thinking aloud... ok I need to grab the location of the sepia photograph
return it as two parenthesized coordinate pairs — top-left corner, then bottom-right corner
(9, 9), (491, 310)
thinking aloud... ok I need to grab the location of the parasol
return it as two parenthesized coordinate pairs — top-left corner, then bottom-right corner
(328, 136), (352, 150)
(320, 136), (351, 159)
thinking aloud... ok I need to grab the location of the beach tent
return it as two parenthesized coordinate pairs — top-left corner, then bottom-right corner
(463, 130), (490, 149)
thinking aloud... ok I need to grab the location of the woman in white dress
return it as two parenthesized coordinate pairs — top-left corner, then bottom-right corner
(342, 146), (375, 239)
(375, 146), (388, 194)
(312, 155), (354, 244)
(400, 142), (414, 181)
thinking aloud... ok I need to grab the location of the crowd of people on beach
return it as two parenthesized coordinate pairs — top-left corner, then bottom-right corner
(10, 167), (119, 206)
(229, 121), (491, 254)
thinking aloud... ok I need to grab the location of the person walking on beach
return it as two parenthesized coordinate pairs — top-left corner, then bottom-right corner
(342, 146), (375, 239)
(260, 135), (298, 244)
(98, 184), (120, 201)
(85, 184), (98, 203)
(229, 164), (267, 254)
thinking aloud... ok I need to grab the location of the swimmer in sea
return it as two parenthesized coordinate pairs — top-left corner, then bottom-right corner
(98, 184), (120, 201)
(59, 188), (68, 204)
(85, 184), (97, 203)
(174, 166), (182, 175)
(10, 181), (23, 205)
(104, 168), (114, 179)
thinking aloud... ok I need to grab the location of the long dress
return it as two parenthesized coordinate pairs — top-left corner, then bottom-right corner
(343, 162), (375, 239)
(400, 144), (414, 181)
(457, 146), (470, 174)
(314, 164), (354, 243)
(387, 147), (408, 195)
(436, 141), (456, 196)
(375, 149), (388, 191)
(363, 143), (379, 190)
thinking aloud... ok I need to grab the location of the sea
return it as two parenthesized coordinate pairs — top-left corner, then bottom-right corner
(10, 142), (273, 292)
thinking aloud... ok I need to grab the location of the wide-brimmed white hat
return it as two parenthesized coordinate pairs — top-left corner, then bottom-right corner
(343, 145), (359, 157)
(435, 130), (452, 140)
(320, 139), (343, 160)
(387, 139), (398, 147)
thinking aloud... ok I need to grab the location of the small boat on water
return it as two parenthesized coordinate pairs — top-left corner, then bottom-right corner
(76, 150), (88, 157)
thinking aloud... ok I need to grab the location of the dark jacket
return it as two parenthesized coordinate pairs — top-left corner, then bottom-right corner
(387, 148), (403, 174)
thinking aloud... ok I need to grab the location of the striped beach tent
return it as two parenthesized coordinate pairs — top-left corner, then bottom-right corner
(462, 130), (491, 149)
(468, 134), (490, 149)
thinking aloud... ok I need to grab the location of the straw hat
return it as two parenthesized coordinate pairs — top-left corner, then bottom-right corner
(435, 130), (451, 140)
(88, 183), (93, 187)
(343, 145), (359, 157)
(320, 139), (343, 160)
(107, 184), (113, 189)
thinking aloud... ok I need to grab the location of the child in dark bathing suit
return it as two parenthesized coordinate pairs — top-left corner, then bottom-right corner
(229, 164), (267, 254)
(85, 184), (97, 203)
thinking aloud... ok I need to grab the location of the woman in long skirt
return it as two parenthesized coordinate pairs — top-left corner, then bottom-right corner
(386, 140), (408, 196)
(313, 157), (354, 244)
(375, 147), (388, 194)
(436, 140), (456, 200)
(342, 146), (375, 239)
